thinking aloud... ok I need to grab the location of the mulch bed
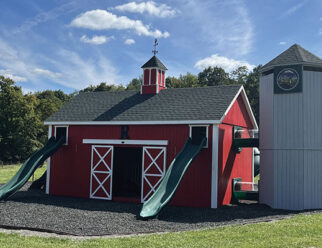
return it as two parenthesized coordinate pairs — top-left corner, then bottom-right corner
(0, 183), (320, 236)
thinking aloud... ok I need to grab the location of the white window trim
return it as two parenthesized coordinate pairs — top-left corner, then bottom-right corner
(54, 125), (69, 145)
(189, 125), (209, 148)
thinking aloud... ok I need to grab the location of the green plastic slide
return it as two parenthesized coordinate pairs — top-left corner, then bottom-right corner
(0, 136), (64, 201)
(140, 137), (206, 219)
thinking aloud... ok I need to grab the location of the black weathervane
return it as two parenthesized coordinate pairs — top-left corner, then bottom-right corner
(152, 39), (158, 55)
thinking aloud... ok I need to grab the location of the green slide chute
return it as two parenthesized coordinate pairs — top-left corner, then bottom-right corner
(0, 137), (64, 201)
(140, 137), (206, 219)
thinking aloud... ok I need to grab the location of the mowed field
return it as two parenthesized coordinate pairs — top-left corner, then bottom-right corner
(0, 163), (47, 184)
(0, 165), (321, 248)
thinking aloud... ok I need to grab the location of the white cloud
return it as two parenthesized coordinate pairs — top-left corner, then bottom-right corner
(0, 38), (120, 91)
(70, 9), (170, 38)
(320, 17), (322, 21)
(32, 68), (62, 78)
(0, 69), (27, 82)
(51, 49), (120, 89)
(195, 54), (255, 72)
(21, 88), (36, 94)
(80, 35), (113, 45)
(124, 39), (135, 45)
(180, 0), (253, 56)
(113, 1), (176, 18)
(279, 41), (287, 45)
(281, 0), (307, 18)
(319, 28), (322, 35)
(13, 2), (79, 34)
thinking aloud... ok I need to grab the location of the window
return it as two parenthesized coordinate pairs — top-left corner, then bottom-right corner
(189, 125), (208, 148)
(55, 126), (68, 145)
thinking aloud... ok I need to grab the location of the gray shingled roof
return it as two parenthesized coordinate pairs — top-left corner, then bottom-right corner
(141, 56), (167, 70)
(261, 44), (322, 71)
(45, 85), (241, 122)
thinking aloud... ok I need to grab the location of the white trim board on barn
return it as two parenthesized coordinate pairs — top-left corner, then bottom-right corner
(141, 146), (166, 203)
(211, 124), (219, 208)
(45, 120), (220, 126)
(83, 139), (168, 146)
(46, 125), (52, 195)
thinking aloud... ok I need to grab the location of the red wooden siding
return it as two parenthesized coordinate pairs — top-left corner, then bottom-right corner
(222, 95), (254, 128)
(141, 85), (157, 94)
(151, 69), (156, 84)
(158, 70), (161, 86)
(144, 69), (150, 85)
(162, 71), (165, 85)
(50, 124), (213, 208)
(217, 124), (253, 206)
(217, 93), (254, 207)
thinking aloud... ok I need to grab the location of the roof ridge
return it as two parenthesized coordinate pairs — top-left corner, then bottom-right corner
(164, 84), (241, 91)
(261, 44), (322, 71)
(296, 44), (322, 61)
(79, 84), (242, 95)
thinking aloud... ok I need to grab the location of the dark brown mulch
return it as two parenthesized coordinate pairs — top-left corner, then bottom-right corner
(0, 183), (319, 236)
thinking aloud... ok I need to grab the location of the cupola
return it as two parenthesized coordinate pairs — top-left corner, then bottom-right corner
(141, 39), (167, 94)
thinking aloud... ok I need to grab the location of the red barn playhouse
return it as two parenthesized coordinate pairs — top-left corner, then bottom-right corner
(44, 55), (258, 209)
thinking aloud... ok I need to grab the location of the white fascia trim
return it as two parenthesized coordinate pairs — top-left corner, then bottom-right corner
(46, 125), (52, 194)
(44, 120), (220, 126)
(219, 86), (258, 130)
(259, 62), (322, 73)
(83, 139), (168, 146)
(211, 124), (219, 208)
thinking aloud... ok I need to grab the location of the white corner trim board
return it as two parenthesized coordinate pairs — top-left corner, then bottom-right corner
(211, 124), (219, 208)
(46, 125), (52, 194)
(83, 139), (168, 146)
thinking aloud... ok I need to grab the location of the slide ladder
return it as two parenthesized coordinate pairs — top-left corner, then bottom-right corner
(0, 137), (64, 201)
(140, 137), (206, 219)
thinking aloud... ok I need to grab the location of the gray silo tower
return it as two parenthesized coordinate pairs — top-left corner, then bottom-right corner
(259, 44), (322, 210)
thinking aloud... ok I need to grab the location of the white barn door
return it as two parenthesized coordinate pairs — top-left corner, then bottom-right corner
(141, 147), (166, 203)
(90, 145), (113, 200)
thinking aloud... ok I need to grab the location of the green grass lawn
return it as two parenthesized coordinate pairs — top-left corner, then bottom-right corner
(0, 163), (47, 184)
(0, 213), (321, 248)
(254, 174), (260, 183)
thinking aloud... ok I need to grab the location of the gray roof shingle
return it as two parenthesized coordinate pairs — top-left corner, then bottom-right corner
(261, 44), (322, 71)
(141, 56), (167, 70)
(45, 85), (241, 122)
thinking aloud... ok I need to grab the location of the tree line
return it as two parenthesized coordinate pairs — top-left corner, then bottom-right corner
(0, 65), (260, 163)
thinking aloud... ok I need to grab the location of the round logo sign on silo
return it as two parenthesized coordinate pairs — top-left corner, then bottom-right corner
(277, 68), (299, 91)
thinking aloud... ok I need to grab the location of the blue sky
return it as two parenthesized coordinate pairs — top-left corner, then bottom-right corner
(0, 0), (321, 93)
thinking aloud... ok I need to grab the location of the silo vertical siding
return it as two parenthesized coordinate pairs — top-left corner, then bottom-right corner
(273, 78), (304, 209)
(259, 74), (275, 206)
(261, 68), (322, 210)
(260, 74), (274, 149)
(303, 71), (322, 148)
(274, 150), (304, 210)
(303, 71), (322, 209)
(304, 151), (322, 209)
(259, 150), (274, 206)
(273, 93), (303, 149)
